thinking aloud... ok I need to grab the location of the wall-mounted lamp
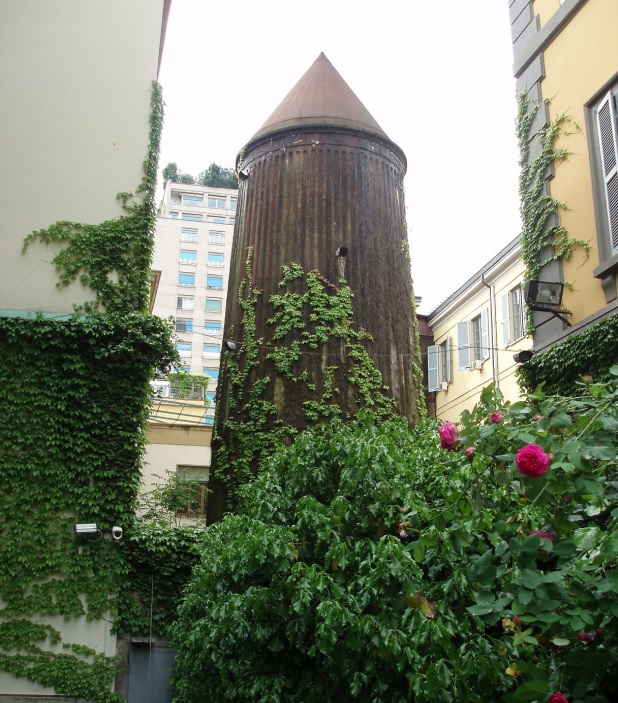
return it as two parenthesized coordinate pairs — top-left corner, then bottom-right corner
(223, 339), (238, 352)
(524, 280), (571, 326)
(74, 523), (98, 535)
(513, 350), (534, 364)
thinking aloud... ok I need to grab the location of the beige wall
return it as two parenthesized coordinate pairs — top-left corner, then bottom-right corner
(538, 0), (618, 323)
(0, 613), (116, 695)
(0, 0), (165, 314)
(430, 246), (528, 423)
(143, 424), (211, 525)
(533, 0), (561, 28)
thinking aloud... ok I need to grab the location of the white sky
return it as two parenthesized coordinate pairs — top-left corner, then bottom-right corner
(158, 0), (521, 314)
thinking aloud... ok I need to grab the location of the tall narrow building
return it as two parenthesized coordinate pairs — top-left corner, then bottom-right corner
(210, 53), (422, 520)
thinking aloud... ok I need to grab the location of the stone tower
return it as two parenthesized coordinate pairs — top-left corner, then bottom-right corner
(208, 53), (422, 522)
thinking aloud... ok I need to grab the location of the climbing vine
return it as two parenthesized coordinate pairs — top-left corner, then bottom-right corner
(0, 82), (179, 700)
(517, 92), (589, 332)
(517, 313), (618, 395)
(212, 250), (396, 511)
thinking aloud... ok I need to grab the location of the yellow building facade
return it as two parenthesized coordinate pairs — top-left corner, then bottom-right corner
(509, 0), (618, 368)
(427, 238), (530, 423)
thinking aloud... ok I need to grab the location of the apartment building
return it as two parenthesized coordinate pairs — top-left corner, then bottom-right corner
(426, 237), (530, 422)
(152, 180), (237, 425)
(508, 0), (618, 386)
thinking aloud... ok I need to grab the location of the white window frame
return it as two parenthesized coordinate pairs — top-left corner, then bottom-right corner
(427, 338), (451, 392)
(208, 196), (227, 209)
(458, 310), (489, 370)
(207, 253), (225, 268)
(595, 90), (618, 255)
(178, 273), (196, 287)
(208, 231), (225, 245)
(175, 318), (193, 334)
(181, 228), (198, 243)
(501, 286), (525, 346)
(205, 298), (223, 313)
(177, 296), (194, 311)
(181, 194), (204, 208)
(179, 250), (197, 265)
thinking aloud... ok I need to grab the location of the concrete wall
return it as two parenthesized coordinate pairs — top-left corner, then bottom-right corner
(0, 0), (165, 314)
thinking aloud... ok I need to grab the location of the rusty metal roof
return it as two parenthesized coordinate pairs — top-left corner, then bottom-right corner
(247, 52), (390, 144)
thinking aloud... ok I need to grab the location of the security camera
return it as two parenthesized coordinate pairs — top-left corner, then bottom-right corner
(111, 526), (123, 541)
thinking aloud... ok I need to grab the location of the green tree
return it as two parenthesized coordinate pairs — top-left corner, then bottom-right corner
(171, 371), (618, 703)
(162, 161), (179, 183)
(198, 162), (238, 189)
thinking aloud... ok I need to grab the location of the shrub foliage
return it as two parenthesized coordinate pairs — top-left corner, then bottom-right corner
(172, 369), (618, 703)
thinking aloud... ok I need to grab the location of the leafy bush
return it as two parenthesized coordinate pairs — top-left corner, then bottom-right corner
(171, 369), (618, 703)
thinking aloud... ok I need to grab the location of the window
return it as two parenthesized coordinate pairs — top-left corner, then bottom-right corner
(595, 90), (618, 256)
(427, 338), (451, 392)
(209, 231), (225, 245)
(205, 321), (222, 336)
(178, 273), (195, 287)
(230, 198), (237, 210)
(176, 318), (193, 334)
(203, 344), (220, 358)
(208, 196), (227, 209)
(176, 343), (192, 357)
(179, 250), (197, 265)
(175, 466), (209, 518)
(208, 253), (224, 268)
(202, 368), (219, 380)
(204, 417), (215, 426)
(457, 310), (489, 369)
(177, 296), (194, 310)
(206, 215), (226, 224)
(501, 286), (525, 345)
(207, 275), (224, 290)
(170, 211), (179, 219)
(206, 392), (216, 405)
(229, 217), (236, 225)
(181, 194), (203, 207)
(181, 227), (198, 242)
(205, 298), (223, 313)
(182, 213), (203, 222)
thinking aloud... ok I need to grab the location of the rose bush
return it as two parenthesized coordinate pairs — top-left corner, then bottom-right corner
(171, 367), (618, 703)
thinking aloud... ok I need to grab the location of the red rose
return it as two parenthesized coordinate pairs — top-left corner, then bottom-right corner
(464, 446), (476, 457)
(439, 422), (458, 450)
(515, 444), (550, 478)
(549, 694), (568, 703)
(490, 412), (503, 423)
(530, 529), (553, 553)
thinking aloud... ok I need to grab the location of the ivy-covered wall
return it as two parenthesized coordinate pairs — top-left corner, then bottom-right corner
(517, 313), (618, 395)
(0, 82), (179, 701)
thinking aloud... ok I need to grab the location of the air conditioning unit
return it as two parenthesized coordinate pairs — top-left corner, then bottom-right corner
(440, 382), (449, 391)
(472, 360), (483, 370)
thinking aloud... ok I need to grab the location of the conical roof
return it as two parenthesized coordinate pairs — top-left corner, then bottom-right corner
(247, 52), (391, 144)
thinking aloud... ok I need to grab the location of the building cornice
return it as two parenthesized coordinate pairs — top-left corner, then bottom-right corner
(513, 0), (589, 78)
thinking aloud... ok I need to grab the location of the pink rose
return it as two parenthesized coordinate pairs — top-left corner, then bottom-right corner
(577, 629), (596, 642)
(515, 444), (550, 478)
(549, 695), (568, 703)
(438, 422), (458, 450)
(530, 529), (553, 554)
(490, 412), (503, 423)
(583, 375), (592, 382)
(464, 446), (476, 457)
(533, 414), (542, 421)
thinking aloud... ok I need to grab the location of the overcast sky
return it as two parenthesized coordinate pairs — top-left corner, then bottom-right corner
(158, 0), (521, 314)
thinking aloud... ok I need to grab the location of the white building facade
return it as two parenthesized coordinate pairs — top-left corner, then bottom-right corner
(152, 180), (237, 425)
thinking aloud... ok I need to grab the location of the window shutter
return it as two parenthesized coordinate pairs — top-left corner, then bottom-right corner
(457, 321), (471, 370)
(501, 294), (511, 347)
(427, 345), (439, 392)
(596, 92), (618, 253)
(445, 337), (451, 383)
(481, 308), (490, 360)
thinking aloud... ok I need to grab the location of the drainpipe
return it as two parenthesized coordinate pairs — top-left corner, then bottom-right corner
(481, 275), (499, 387)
